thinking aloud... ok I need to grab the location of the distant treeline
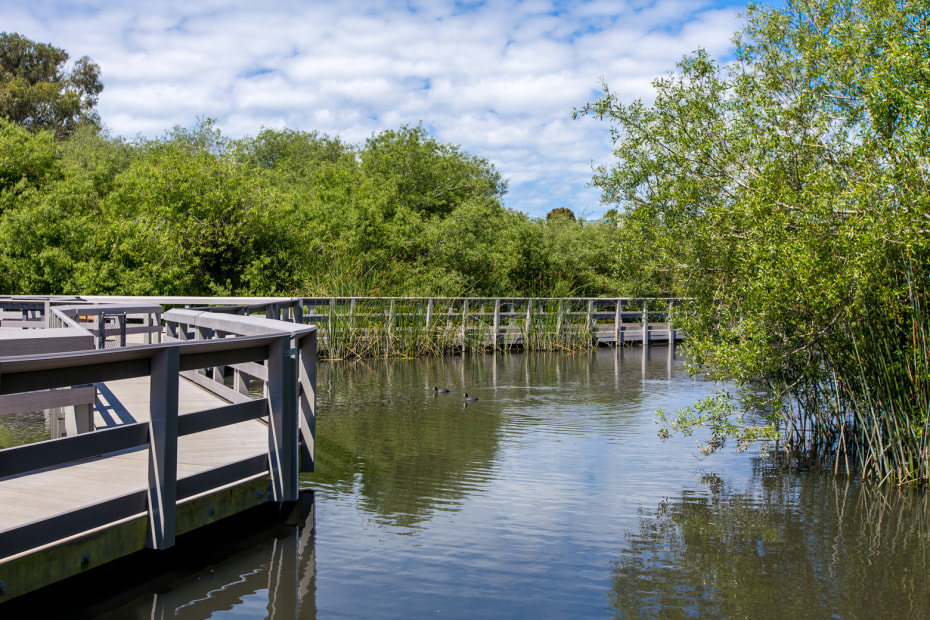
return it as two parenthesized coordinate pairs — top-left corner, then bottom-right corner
(0, 118), (621, 297)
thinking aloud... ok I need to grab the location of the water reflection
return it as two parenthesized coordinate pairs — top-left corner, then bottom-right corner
(88, 495), (318, 620)
(307, 349), (687, 530)
(609, 459), (930, 618)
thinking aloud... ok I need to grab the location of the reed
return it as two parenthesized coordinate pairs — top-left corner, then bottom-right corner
(516, 298), (597, 352)
(775, 262), (930, 484)
(312, 297), (602, 359)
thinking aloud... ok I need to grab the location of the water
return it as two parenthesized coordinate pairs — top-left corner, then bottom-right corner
(11, 348), (930, 617)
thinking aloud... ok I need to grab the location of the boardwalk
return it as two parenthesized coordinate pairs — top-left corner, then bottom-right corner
(80, 295), (687, 355)
(0, 303), (317, 603)
(0, 377), (265, 538)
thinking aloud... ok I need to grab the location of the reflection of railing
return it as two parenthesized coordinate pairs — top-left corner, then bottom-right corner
(143, 493), (317, 618)
(0, 312), (317, 564)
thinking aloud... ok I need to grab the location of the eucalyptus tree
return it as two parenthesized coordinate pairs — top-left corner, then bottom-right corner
(577, 0), (930, 481)
(0, 32), (103, 139)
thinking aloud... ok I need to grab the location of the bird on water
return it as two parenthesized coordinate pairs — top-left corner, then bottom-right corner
(463, 394), (478, 402)
(434, 387), (450, 394)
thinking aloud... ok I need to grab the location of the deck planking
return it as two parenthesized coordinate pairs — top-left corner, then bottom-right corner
(0, 375), (267, 538)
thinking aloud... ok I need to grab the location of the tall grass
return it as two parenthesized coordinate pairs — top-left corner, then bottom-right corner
(312, 297), (603, 359)
(777, 263), (930, 484)
(318, 298), (461, 359)
(517, 298), (597, 352)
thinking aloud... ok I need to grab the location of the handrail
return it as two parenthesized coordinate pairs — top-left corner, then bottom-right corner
(0, 313), (318, 558)
(162, 308), (317, 476)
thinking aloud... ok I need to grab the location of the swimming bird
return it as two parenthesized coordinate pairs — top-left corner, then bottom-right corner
(463, 394), (478, 402)
(434, 387), (450, 394)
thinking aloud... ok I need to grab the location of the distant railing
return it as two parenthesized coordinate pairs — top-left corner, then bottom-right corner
(0, 311), (317, 558)
(73, 295), (685, 357)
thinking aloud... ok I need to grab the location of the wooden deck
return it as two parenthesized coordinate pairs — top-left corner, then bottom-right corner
(0, 376), (266, 539)
(0, 305), (317, 604)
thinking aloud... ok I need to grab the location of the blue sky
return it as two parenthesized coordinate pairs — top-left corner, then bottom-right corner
(4, 0), (756, 219)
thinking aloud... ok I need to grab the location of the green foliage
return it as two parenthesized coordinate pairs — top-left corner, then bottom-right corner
(0, 33), (624, 301)
(545, 206), (575, 221)
(0, 32), (102, 139)
(359, 123), (507, 219)
(579, 0), (930, 481)
(99, 124), (305, 295)
(0, 119), (57, 198)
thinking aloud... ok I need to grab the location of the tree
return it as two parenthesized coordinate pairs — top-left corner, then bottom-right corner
(0, 32), (103, 138)
(98, 125), (306, 296)
(545, 207), (575, 221)
(577, 0), (930, 482)
(359, 123), (507, 220)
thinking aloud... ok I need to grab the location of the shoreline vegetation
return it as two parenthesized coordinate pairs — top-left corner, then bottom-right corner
(577, 0), (930, 485)
(5, 0), (930, 487)
(301, 297), (678, 358)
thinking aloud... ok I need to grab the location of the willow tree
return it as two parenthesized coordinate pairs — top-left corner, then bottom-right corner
(577, 0), (930, 482)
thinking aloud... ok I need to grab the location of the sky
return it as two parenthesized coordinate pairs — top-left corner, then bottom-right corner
(4, 0), (753, 219)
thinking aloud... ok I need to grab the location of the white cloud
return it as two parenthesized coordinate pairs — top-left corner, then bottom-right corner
(4, 0), (747, 218)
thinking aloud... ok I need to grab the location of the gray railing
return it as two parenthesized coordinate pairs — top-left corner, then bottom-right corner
(0, 312), (317, 558)
(162, 308), (317, 476)
(79, 296), (683, 348)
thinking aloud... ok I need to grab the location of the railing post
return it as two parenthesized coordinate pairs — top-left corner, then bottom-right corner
(267, 335), (299, 502)
(95, 313), (105, 349)
(143, 310), (152, 344)
(298, 329), (317, 473)
(328, 298), (335, 346)
(461, 299), (469, 349)
(615, 299), (623, 346)
(148, 346), (179, 550)
(586, 299), (595, 337)
(426, 298), (434, 328)
(66, 391), (95, 436)
(212, 329), (226, 386)
(523, 298), (533, 347)
(235, 366), (251, 396)
(667, 300), (675, 345)
(492, 299), (501, 348)
(166, 318), (179, 341)
(642, 301), (649, 348)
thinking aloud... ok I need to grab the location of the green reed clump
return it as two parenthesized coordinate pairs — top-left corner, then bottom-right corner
(517, 299), (596, 352)
(773, 264), (930, 485)
(312, 297), (607, 358)
(834, 271), (929, 484)
(318, 298), (469, 359)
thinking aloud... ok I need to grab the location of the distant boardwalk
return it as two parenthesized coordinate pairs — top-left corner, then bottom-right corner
(79, 296), (687, 357)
